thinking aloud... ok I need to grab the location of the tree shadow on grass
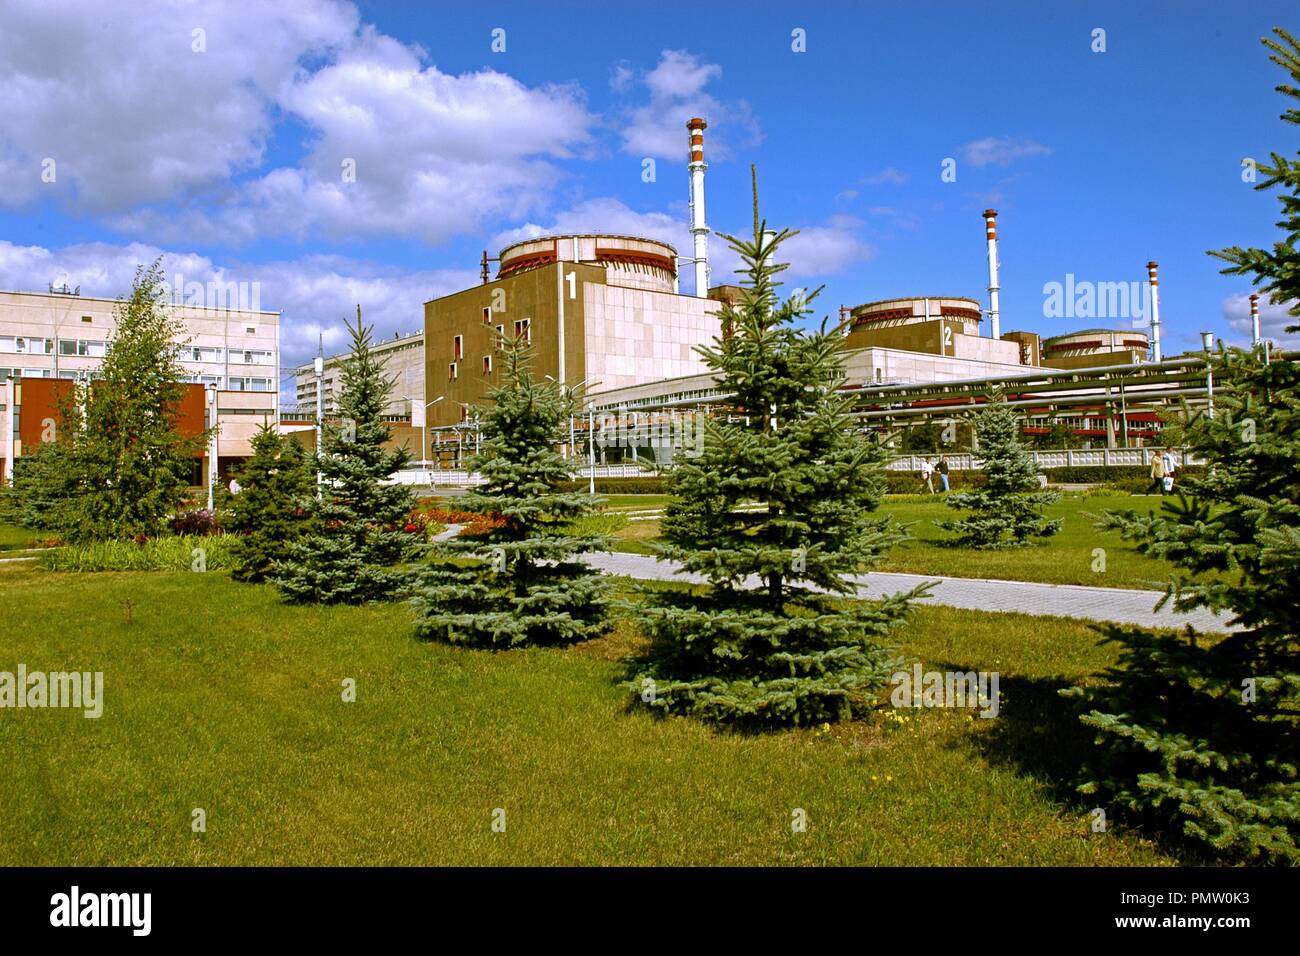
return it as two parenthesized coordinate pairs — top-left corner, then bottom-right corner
(939, 660), (1210, 863)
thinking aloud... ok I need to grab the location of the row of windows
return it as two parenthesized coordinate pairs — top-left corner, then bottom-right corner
(182, 346), (275, 365)
(0, 337), (273, 364)
(0, 367), (272, 392)
(0, 337), (53, 355)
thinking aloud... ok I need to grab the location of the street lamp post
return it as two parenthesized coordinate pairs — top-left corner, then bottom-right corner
(403, 393), (443, 478)
(314, 354), (324, 497)
(588, 401), (596, 495)
(1200, 331), (1215, 420)
(206, 383), (218, 511)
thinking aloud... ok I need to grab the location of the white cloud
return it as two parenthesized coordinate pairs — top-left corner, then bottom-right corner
(862, 167), (908, 186)
(1, 1), (597, 246)
(0, 239), (473, 371)
(1222, 291), (1300, 348)
(959, 137), (1052, 168)
(114, 27), (597, 245)
(618, 50), (760, 161)
(0, 0), (358, 212)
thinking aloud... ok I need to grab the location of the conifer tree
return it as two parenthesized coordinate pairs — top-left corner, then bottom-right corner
(275, 312), (418, 604)
(1067, 30), (1300, 863)
(627, 201), (921, 727)
(938, 397), (1061, 548)
(412, 338), (612, 648)
(0, 439), (79, 533)
(228, 423), (315, 582)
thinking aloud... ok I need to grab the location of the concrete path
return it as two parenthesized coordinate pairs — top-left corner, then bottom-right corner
(584, 550), (1236, 633)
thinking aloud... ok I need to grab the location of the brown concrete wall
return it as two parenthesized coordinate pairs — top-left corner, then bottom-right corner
(843, 318), (963, 357)
(1041, 349), (1146, 370)
(424, 262), (598, 428)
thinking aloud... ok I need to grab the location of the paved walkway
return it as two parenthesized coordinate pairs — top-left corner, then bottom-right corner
(584, 551), (1236, 633)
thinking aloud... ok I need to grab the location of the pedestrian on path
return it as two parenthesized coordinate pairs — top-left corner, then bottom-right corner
(937, 456), (950, 492)
(1161, 449), (1178, 495)
(919, 458), (934, 494)
(1145, 453), (1166, 495)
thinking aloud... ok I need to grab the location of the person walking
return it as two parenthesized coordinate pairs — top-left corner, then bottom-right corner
(919, 458), (934, 494)
(937, 456), (950, 492)
(1145, 453), (1165, 495)
(1161, 449), (1178, 495)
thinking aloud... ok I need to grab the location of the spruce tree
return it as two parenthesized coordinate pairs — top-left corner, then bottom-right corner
(1066, 31), (1300, 863)
(412, 338), (612, 648)
(228, 423), (315, 582)
(0, 439), (79, 533)
(1070, 350), (1300, 862)
(275, 312), (418, 604)
(627, 205), (921, 728)
(938, 397), (1061, 548)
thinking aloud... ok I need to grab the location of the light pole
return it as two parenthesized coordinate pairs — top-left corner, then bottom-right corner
(314, 353), (324, 497)
(546, 375), (592, 459)
(403, 393), (443, 474)
(1200, 331), (1215, 420)
(206, 383), (218, 511)
(588, 400), (596, 495)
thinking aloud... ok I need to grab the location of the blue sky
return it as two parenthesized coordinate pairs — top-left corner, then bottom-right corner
(1, 0), (1296, 372)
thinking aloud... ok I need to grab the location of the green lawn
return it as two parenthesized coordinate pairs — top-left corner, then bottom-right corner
(0, 522), (37, 552)
(0, 563), (1173, 866)
(610, 494), (1179, 589)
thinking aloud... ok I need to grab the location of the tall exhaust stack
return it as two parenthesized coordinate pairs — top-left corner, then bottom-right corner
(1146, 261), (1162, 362)
(983, 209), (1001, 339)
(1250, 292), (1261, 347)
(687, 117), (709, 297)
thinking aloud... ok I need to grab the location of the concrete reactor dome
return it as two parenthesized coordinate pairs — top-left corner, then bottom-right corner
(1041, 328), (1150, 359)
(497, 234), (679, 294)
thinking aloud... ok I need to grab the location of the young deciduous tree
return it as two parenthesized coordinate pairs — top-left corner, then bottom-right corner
(627, 208), (921, 727)
(412, 337), (612, 648)
(275, 312), (418, 604)
(938, 398), (1061, 548)
(228, 423), (315, 582)
(58, 260), (202, 541)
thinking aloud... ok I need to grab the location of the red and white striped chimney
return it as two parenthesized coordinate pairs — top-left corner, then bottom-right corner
(983, 209), (1001, 339)
(687, 117), (709, 298)
(1146, 261), (1162, 361)
(1250, 292), (1261, 347)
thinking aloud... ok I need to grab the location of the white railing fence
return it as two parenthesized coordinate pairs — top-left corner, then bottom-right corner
(387, 462), (655, 487)
(886, 446), (1205, 473)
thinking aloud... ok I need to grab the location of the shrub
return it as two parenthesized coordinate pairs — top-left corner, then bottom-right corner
(171, 508), (221, 536)
(39, 535), (235, 572)
(556, 477), (666, 494)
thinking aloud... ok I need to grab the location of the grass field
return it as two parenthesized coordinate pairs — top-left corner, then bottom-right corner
(0, 562), (1175, 866)
(608, 494), (1178, 589)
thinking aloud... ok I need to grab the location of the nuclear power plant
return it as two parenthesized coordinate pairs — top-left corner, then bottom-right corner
(281, 114), (1275, 468)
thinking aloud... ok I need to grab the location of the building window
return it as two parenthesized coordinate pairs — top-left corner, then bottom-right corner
(495, 325), (505, 350)
(514, 318), (531, 343)
(453, 335), (463, 360)
(482, 355), (492, 374)
(81, 315), (93, 323)
(482, 306), (491, 324)
(448, 362), (458, 381)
